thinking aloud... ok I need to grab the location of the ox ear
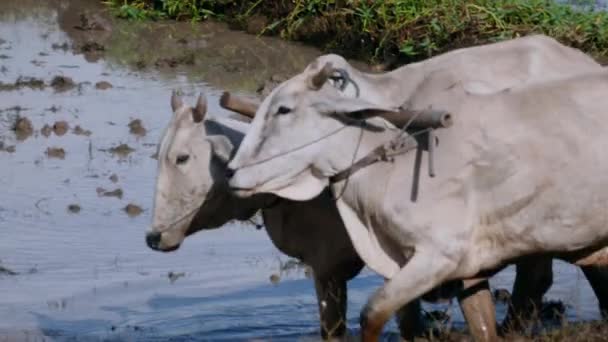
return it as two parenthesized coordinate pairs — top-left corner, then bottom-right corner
(312, 95), (397, 121)
(171, 90), (183, 112)
(192, 93), (207, 123)
(207, 135), (234, 164)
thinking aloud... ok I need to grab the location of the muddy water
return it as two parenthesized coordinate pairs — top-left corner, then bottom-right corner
(0, 0), (602, 341)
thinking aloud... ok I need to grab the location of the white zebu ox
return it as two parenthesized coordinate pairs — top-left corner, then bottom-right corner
(226, 39), (608, 340)
(147, 35), (606, 341)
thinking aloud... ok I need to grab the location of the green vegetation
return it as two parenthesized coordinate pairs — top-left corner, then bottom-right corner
(104, 0), (608, 64)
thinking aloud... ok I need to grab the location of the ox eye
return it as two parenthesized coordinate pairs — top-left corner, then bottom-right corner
(276, 106), (291, 115)
(176, 154), (190, 165)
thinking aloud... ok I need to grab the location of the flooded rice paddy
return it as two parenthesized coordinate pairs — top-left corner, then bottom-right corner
(0, 0), (603, 341)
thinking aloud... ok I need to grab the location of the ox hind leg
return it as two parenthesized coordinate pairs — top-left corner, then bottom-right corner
(501, 257), (553, 333)
(581, 265), (608, 318)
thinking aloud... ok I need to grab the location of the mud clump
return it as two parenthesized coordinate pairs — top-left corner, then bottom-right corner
(67, 204), (81, 214)
(109, 174), (118, 183)
(124, 204), (143, 217)
(0, 141), (15, 153)
(134, 60), (147, 70)
(74, 12), (111, 31)
(269, 273), (281, 285)
(50, 76), (76, 92)
(128, 119), (146, 137)
(46, 147), (66, 159)
(13, 116), (33, 140)
(79, 41), (105, 53)
(1, 76), (46, 91)
(109, 143), (134, 157)
(96, 187), (123, 199)
(51, 42), (69, 51)
(154, 53), (195, 68)
(95, 81), (112, 90)
(41, 124), (52, 137)
(168, 271), (185, 284)
(52, 121), (69, 136)
(0, 264), (18, 276)
(73, 125), (91, 136)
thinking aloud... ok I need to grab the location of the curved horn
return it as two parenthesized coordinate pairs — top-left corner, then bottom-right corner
(192, 92), (207, 123)
(309, 62), (334, 90)
(171, 90), (183, 112)
(219, 92), (259, 118)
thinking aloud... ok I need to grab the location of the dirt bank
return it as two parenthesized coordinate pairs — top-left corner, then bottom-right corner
(105, 0), (608, 65)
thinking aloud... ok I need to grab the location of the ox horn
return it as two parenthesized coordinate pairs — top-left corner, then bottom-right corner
(192, 92), (207, 123)
(309, 62), (334, 90)
(219, 92), (259, 119)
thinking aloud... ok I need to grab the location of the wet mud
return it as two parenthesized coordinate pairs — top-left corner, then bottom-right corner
(0, 0), (604, 341)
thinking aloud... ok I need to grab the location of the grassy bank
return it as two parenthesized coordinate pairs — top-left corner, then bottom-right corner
(104, 0), (608, 64)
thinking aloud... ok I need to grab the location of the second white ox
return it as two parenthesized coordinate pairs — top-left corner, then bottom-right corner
(226, 40), (608, 339)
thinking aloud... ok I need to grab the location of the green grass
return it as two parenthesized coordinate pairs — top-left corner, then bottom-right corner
(103, 0), (608, 63)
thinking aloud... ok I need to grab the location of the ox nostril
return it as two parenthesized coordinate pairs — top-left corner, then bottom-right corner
(225, 167), (236, 180)
(146, 232), (162, 250)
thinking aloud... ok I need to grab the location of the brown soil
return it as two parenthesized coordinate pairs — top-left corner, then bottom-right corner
(245, 14), (268, 35)
(96, 187), (123, 199)
(124, 203), (143, 217)
(128, 119), (146, 137)
(52, 121), (69, 136)
(46, 147), (66, 159)
(13, 116), (33, 140)
(72, 125), (92, 136)
(67, 204), (81, 213)
(50, 75), (76, 92)
(95, 80), (112, 90)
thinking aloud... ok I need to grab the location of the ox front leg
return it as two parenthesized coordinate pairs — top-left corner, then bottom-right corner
(581, 265), (608, 318)
(502, 257), (552, 332)
(313, 275), (348, 341)
(458, 278), (498, 342)
(360, 250), (457, 342)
